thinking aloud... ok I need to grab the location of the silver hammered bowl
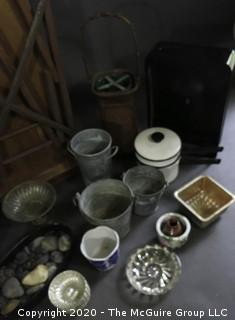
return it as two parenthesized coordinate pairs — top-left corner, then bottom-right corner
(2, 181), (56, 223)
(126, 244), (182, 295)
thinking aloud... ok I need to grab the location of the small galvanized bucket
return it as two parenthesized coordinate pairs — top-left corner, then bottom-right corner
(123, 165), (167, 216)
(74, 179), (133, 238)
(80, 12), (141, 153)
(68, 128), (118, 185)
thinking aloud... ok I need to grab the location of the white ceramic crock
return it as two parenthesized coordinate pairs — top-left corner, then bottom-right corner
(80, 226), (120, 271)
(134, 127), (182, 183)
(156, 213), (191, 249)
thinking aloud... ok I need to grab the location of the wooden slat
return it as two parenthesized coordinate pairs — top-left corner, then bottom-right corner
(44, 71), (65, 143)
(0, 0), (76, 191)
(0, 145), (75, 197)
(0, 30), (59, 145)
(0, 0), (48, 132)
(3, 140), (52, 165)
(0, 30), (53, 114)
(9, 0), (58, 82)
(45, 1), (74, 128)
(0, 97), (75, 136)
(0, 123), (38, 141)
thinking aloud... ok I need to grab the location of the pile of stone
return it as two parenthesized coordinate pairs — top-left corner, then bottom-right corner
(0, 231), (71, 316)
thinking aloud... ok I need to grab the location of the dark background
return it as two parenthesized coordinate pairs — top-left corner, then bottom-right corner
(49, 0), (235, 128)
(1, 1), (235, 319)
(51, 0), (235, 85)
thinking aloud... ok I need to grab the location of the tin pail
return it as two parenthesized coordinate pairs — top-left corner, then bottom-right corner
(68, 128), (118, 185)
(75, 179), (133, 238)
(123, 165), (166, 216)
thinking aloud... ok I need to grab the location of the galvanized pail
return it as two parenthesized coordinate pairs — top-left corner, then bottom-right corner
(123, 165), (166, 216)
(68, 128), (118, 185)
(80, 12), (141, 153)
(74, 179), (133, 238)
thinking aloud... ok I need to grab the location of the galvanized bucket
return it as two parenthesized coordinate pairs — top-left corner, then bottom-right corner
(123, 165), (166, 216)
(74, 179), (133, 238)
(80, 12), (141, 153)
(68, 128), (118, 185)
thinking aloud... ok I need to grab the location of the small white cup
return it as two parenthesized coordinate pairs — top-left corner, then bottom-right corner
(80, 226), (120, 271)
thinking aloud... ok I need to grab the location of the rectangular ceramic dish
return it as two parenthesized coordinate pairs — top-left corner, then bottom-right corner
(174, 175), (235, 227)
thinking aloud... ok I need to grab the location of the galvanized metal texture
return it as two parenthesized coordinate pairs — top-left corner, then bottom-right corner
(69, 128), (118, 185)
(123, 165), (166, 216)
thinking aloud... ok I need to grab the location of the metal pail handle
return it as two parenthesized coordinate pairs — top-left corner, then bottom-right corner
(80, 11), (141, 85)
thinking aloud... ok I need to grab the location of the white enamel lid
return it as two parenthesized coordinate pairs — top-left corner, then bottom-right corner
(134, 127), (181, 162)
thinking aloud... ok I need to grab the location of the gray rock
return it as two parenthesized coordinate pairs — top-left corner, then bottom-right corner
(22, 264), (49, 286)
(41, 236), (58, 252)
(15, 251), (28, 264)
(51, 251), (63, 264)
(30, 237), (44, 251)
(2, 277), (24, 299)
(47, 263), (58, 278)
(0, 268), (7, 285)
(0, 296), (7, 309)
(58, 234), (71, 252)
(24, 246), (31, 255)
(26, 284), (45, 295)
(8, 262), (17, 270)
(1, 299), (20, 315)
(4, 268), (15, 278)
(0, 266), (15, 282)
(35, 254), (49, 265)
(24, 260), (35, 271)
(29, 251), (40, 261)
(15, 266), (28, 279)
(24, 252), (43, 270)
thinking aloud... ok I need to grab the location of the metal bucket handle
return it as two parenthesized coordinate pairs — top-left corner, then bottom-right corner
(80, 11), (141, 85)
(107, 145), (119, 159)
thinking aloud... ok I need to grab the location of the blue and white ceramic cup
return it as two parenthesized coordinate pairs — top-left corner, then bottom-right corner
(80, 226), (120, 271)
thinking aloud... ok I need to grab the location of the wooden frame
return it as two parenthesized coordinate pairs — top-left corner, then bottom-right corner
(0, 0), (76, 196)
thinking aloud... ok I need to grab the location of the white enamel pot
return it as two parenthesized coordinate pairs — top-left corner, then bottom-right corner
(134, 127), (182, 183)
